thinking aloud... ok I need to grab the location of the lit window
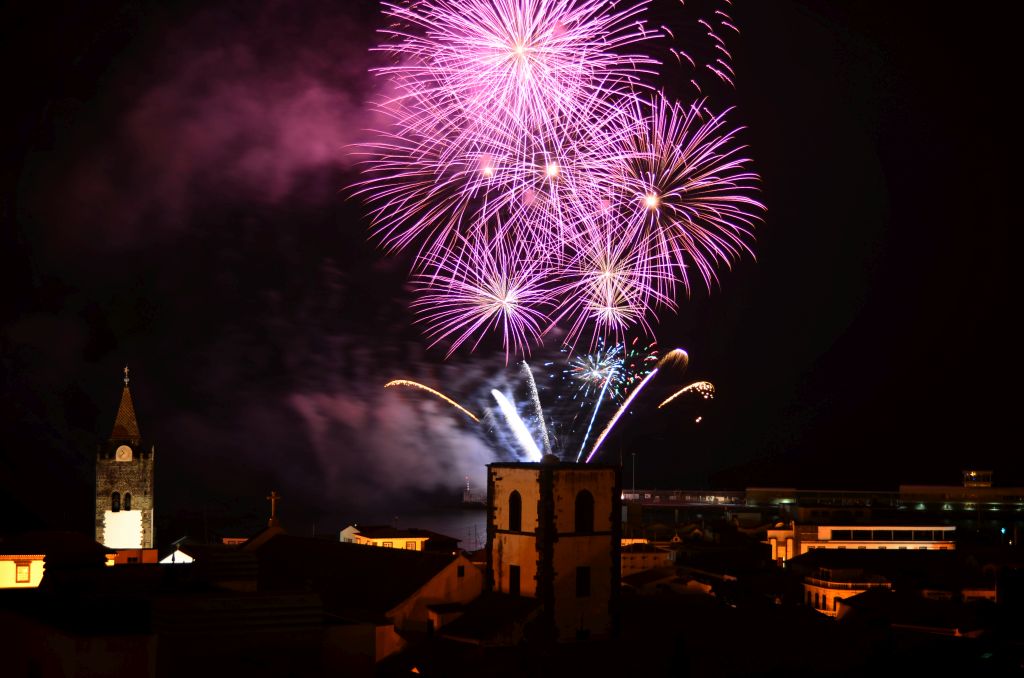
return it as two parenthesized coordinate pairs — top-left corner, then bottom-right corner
(405, 541), (417, 550)
(15, 563), (30, 583)
(382, 541), (393, 548)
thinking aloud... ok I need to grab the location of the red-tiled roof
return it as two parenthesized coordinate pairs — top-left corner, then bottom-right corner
(111, 385), (141, 441)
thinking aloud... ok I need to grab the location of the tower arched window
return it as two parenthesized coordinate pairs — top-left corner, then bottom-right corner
(111, 492), (121, 513)
(575, 490), (594, 533)
(123, 492), (132, 511)
(508, 491), (522, 532)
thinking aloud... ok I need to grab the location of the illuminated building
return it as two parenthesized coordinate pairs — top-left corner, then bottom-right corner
(339, 525), (431, 551)
(0, 548), (44, 589)
(790, 549), (997, 619)
(486, 456), (621, 642)
(0, 532), (113, 589)
(766, 522), (955, 565)
(254, 534), (484, 663)
(802, 564), (892, 617)
(620, 542), (673, 576)
(95, 368), (155, 550)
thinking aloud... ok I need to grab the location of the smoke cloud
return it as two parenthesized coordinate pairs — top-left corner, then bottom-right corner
(30, 0), (384, 249)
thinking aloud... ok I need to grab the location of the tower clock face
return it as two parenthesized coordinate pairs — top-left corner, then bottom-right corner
(115, 445), (133, 462)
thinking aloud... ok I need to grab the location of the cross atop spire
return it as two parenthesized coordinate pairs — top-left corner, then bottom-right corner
(267, 490), (281, 528)
(111, 366), (141, 442)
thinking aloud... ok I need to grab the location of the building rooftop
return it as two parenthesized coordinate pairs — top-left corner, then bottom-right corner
(789, 549), (992, 591)
(622, 543), (671, 554)
(440, 592), (541, 642)
(488, 460), (619, 470)
(0, 531), (113, 566)
(252, 533), (460, 621)
(347, 525), (431, 540)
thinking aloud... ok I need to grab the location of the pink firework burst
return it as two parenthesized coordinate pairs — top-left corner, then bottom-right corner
(412, 229), (558, 360)
(612, 95), (764, 297)
(353, 0), (764, 358)
(548, 224), (675, 349)
(376, 0), (661, 132)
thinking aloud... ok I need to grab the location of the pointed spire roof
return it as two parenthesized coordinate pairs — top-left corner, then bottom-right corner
(111, 366), (141, 442)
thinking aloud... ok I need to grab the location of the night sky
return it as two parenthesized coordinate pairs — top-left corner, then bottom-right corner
(1, 1), (1014, 537)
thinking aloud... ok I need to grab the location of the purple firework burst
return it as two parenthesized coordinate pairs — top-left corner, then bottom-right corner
(353, 0), (765, 357)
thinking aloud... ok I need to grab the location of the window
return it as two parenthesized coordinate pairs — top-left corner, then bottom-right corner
(508, 491), (522, 532)
(509, 565), (520, 596)
(127, 557), (139, 564)
(405, 541), (417, 550)
(382, 541), (393, 548)
(111, 492), (120, 512)
(576, 566), (591, 597)
(15, 563), (30, 583)
(457, 565), (465, 578)
(123, 493), (132, 511)
(574, 490), (594, 533)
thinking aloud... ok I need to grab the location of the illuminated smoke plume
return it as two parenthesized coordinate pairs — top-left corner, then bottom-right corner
(31, 0), (383, 249)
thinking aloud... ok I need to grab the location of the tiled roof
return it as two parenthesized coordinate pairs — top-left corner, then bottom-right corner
(111, 385), (141, 441)
(252, 534), (458, 618)
(440, 592), (541, 641)
(0, 531), (113, 565)
(350, 525), (428, 540)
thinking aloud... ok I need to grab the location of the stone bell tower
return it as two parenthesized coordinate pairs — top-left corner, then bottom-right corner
(95, 367), (155, 549)
(486, 456), (621, 642)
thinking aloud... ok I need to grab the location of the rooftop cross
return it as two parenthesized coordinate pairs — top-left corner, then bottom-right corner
(267, 490), (281, 527)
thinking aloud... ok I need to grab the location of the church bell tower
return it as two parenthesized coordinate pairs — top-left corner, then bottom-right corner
(486, 456), (621, 642)
(95, 367), (155, 549)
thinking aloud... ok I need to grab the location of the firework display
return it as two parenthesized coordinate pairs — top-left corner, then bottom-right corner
(386, 346), (712, 463)
(658, 380), (715, 409)
(384, 379), (481, 421)
(354, 0), (763, 356)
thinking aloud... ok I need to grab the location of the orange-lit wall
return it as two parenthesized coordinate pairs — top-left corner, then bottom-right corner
(803, 579), (890, 617)
(0, 555), (45, 589)
(488, 463), (619, 641)
(388, 554), (484, 631)
(767, 523), (956, 564)
(621, 549), (672, 576)
(339, 527), (429, 551)
(551, 469), (617, 640)
(354, 536), (428, 551)
(110, 548), (159, 565)
(491, 467), (542, 597)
